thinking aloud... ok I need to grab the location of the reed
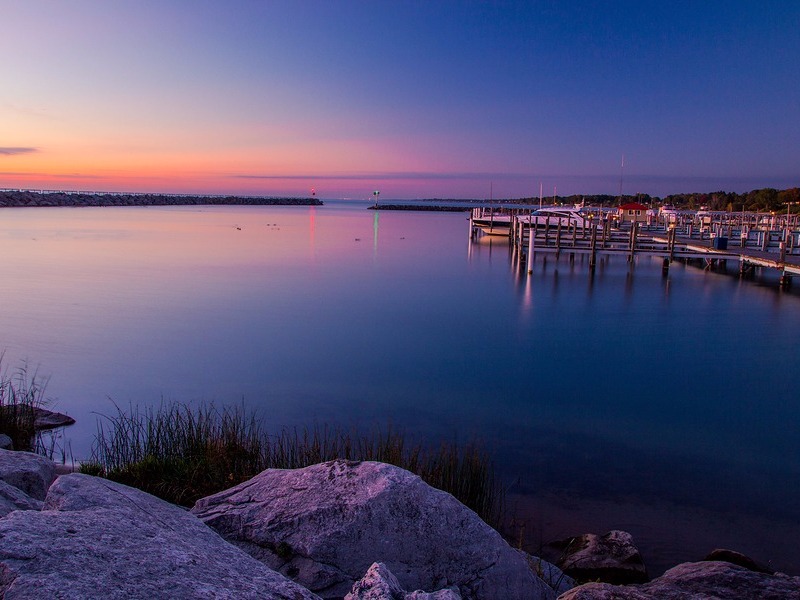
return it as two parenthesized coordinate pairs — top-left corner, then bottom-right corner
(0, 360), (48, 453)
(82, 401), (503, 527)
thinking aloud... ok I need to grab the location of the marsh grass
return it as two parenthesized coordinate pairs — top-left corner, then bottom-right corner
(0, 360), (48, 453)
(82, 401), (503, 527)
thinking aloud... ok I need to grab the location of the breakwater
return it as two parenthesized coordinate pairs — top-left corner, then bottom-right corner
(0, 190), (322, 207)
(368, 204), (470, 212)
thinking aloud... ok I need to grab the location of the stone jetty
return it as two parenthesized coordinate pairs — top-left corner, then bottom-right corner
(0, 190), (322, 207)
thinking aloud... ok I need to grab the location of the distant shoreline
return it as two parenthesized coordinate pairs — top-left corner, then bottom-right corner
(0, 190), (323, 208)
(368, 204), (470, 212)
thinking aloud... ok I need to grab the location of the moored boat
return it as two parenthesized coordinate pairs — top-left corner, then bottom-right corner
(473, 206), (593, 236)
(472, 210), (514, 236)
(517, 206), (591, 229)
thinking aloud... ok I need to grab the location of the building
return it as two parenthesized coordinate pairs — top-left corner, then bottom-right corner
(618, 202), (649, 224)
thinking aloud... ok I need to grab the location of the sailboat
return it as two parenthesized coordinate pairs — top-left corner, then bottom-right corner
(471, 182), (514, 235)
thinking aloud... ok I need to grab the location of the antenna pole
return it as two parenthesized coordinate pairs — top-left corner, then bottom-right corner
(619, 154), (624, 199)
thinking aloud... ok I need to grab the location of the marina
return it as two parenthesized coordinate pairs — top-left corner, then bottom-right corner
(470, 206), (800, 286)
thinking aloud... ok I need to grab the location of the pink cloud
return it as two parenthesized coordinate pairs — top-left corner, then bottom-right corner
(0, 147), (38, 156)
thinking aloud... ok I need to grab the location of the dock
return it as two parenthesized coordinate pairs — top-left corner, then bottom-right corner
(470, 207), (800, 288)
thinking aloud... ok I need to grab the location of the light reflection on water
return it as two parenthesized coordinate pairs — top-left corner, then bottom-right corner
(0, 201), (798, 575)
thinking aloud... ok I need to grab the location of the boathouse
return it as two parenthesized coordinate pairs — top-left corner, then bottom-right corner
(618, 202), (649, 224)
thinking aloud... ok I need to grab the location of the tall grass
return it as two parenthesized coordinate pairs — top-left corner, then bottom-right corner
(0, 360), (48, 452)
(83, 402), (503, 527)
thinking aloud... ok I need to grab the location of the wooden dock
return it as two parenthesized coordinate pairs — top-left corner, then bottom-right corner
(470, 208), (800, 288)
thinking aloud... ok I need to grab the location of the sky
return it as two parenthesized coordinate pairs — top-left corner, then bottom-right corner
(2, 1), (799, 200)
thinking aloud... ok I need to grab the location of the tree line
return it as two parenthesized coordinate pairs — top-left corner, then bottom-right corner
(660, 188), (800, 212)
(514, 187), (800, 213)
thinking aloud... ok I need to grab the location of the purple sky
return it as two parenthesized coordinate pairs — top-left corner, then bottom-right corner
(2, 1), (798, 199)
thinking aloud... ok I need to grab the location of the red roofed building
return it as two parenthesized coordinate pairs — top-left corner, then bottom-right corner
(618, 202), (648, 224)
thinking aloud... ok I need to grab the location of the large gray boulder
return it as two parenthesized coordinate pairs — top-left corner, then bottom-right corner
(346, 562), (462, 600)
(192, 459), (555, 600)
(557, 560), (800, 599)
(546, 530), (647, 584)
(0, 473), (320, 599)
(0, 480), (42, 517)
(0, 448), (56, 500)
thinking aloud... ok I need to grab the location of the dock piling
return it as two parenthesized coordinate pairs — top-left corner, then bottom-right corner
(589, 223), (598, 271)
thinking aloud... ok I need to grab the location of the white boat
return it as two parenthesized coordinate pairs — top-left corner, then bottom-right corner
(518, 206), (591, 229)
(473, 206), (593, 236)
(659, 204), (678, 212)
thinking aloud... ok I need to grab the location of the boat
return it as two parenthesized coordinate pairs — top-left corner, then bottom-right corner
(518, 206), (591, 229)
(659, 204), (680, 222)
(473, 206), (593, 236)
(471, 182), (514, 236)
(472, 210), (513, 236)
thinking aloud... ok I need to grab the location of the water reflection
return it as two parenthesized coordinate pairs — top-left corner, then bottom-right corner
(520, 271), (534, 318)
(373, 210), (379, 260)
(308, 206), (316, 259)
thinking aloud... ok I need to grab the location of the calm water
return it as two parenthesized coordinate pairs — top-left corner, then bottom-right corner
(1, 202), (798, 575)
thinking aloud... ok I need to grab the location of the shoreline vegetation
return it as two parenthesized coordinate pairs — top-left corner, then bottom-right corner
(0, 189), (322, 208)
(0, 366), (503, 528)
(0, 369), (501, 527)
(378, 186), (800, 212)
(0, 364), (44, 453)
(0, 361), (73, 457)
(79, 401), (504, 529)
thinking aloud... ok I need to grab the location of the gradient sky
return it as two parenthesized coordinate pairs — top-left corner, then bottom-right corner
(2, 1), (799, 199)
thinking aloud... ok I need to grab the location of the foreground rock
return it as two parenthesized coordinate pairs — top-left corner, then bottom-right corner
(192, 459), (556, 600)
(0, 450), (794, 599)
(0, 473), (320, 599)
(0, 448), (56, 500)
(0, 480), (42, 517)
(558, 560), (800, 599)
(544, 530), (648, 584)
(346, 562), (461, 599)
(703, 548), (775, 574)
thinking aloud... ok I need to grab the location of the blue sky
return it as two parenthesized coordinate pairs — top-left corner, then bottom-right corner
(2, 1), (798, 198)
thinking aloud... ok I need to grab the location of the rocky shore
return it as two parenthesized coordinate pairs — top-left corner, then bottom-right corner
(1, 450), (797, 599)
(0, 190), (322, 207)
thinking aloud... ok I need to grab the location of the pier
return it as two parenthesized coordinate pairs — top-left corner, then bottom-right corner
(470, 207), (800, 288)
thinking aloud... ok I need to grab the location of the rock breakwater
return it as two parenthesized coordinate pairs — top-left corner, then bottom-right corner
(0, 190), (322, 207)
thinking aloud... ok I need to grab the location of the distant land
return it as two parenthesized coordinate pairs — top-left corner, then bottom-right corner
(420, 186), (800, 212)
(2, 187), (799, 213)
(0, 190), (323, 208)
